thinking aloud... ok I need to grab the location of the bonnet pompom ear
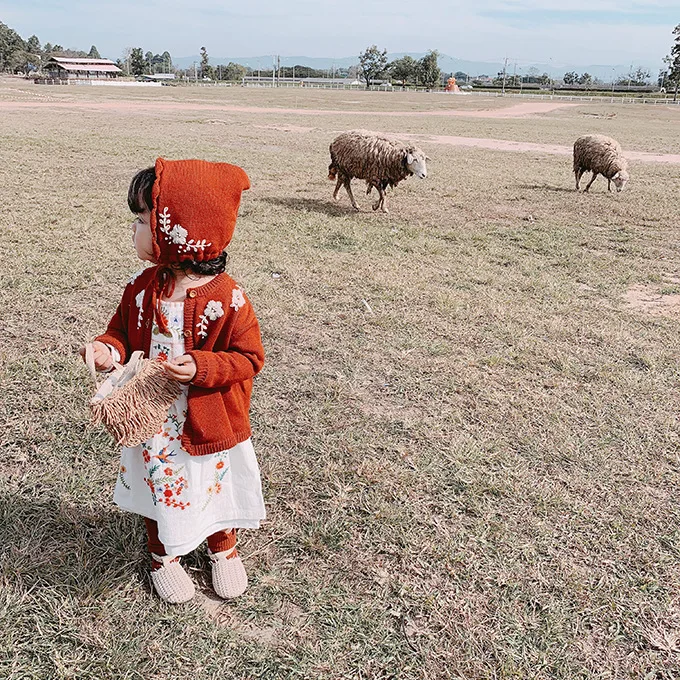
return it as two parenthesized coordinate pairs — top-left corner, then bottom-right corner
(232, 165), (251, 192)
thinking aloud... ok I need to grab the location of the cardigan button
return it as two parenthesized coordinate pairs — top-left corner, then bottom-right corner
(187, 290), (197, 298)
(183, 330), (191, 338)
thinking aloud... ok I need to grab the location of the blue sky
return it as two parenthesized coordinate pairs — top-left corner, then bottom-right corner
(0, 0), (675, 69)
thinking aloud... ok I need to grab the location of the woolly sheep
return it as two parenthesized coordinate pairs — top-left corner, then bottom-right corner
(573, 134), (629, 193)
(328, 130), (429, 213)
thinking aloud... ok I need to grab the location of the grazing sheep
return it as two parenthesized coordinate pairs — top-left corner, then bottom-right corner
(328, 130), (429, 213)
(573, 134), (629, 192)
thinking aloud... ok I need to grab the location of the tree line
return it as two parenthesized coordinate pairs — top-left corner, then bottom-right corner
(0, 21), (102, 72)
(358, 46), (442, 88)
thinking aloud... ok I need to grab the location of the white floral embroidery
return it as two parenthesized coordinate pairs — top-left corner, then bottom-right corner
(230, 286), (246, 312)
(168, 224), (187, 244)
(157, 207), (212, 254)
(135, 290), (145, 329)
(196, 300), (224, 338)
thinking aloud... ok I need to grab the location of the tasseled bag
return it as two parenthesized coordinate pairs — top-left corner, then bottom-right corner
(85, 343), (182, 447)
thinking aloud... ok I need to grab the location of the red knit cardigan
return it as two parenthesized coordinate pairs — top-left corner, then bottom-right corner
(95, 266), (265, 456)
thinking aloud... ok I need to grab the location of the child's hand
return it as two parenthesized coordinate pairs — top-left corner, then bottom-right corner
(79, 341), (113, 372)
(163, 355), (197, 383)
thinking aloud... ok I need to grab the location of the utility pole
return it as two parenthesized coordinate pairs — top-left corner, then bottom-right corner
(194, 61), (197, 83)
(513, 61), (517, 88)
(501, 56), (508, 94)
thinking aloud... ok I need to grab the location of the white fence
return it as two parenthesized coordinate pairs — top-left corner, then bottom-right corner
(465, 90), (680, 106)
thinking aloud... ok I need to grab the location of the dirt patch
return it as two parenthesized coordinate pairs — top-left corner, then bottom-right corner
(475, 102), (578, 118)
(253, 124), (316, 133)
(406, 133), (680, 165)
(623, 282), (680, 318)
(0, 99), (576, 119)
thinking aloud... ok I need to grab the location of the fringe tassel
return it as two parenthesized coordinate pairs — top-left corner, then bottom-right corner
(91, 359), (182, 447)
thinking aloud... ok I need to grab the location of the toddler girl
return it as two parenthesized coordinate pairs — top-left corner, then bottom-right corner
(82, 158), (265, 603)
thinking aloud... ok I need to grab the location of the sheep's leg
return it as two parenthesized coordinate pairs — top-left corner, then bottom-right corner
(332, 177), (343, 201)
(607, 178), (612, 192)
(366, 183), (373, 195)
(584, 172), (598, 192)
(344, 178), (359, 210)
(373, 185), (388, 213)
(575, 168), (584, 190)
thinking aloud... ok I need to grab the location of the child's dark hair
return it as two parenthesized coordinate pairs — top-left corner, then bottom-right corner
(128, 166), (228, 276)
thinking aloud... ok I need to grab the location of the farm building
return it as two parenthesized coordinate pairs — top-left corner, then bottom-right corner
(40, 57), (122, 82)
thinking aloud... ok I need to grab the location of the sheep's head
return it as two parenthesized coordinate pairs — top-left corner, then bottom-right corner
(405, 149), (429, 179)
(612, 169), (629, 192)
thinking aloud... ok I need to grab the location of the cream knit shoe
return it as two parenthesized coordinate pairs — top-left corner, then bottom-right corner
(150, 554), (195, 604)
(208, 546), (248, 599)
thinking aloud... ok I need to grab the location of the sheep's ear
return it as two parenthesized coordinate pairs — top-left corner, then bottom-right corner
(612, 171), (620, 179)
(406, 152), (414, 164)
(425, 155), (431, 161)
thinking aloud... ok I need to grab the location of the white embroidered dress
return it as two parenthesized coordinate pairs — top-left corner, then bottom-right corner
(113, 300), (266, 557)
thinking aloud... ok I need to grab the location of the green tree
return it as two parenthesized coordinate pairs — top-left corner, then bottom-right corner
(563, 71), (577, 85)
(200, 46), (214, 79)
(24, 34), (41, 71)
(88, 45), (101, 59)
(358, 44), (387, 89)
(0, 22), (27, 71)
(663, 25), (680, 100)
(26, 35), (40, 55)
(161, 51), (173, 72)
(454, 70), (468, 81)
(617, 66), (650, 87)
(416, 50), (441, 88)
(219, 61), (246, 81)
(129, 47), (146, 76)
(577, 72), (593, 87)
(388, 55), (417, 85)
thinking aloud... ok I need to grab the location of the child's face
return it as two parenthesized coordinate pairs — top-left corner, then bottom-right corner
(131, 209), (156, 263)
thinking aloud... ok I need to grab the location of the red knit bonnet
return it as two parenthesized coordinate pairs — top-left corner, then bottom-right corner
(150, 158), (250, 264)
(148, 158), (250, 334)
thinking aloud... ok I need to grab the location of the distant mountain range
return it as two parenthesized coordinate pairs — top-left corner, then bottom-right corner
(173, 52), (661, 81)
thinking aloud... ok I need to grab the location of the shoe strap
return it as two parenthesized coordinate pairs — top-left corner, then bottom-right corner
(151, 553), (179, 567)
(209, 546), (236, 561)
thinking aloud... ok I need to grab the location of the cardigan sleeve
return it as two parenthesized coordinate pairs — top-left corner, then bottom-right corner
(94, 284), (133, 364)
(188, 301), (265, 389)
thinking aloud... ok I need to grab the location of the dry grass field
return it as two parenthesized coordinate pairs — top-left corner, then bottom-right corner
(1, 77), (680, 679)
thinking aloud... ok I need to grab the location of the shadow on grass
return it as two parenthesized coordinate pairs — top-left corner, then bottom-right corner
(0, 489), (208, 598)
(518, 183), (576, 193)
(260, 196), (353, 217)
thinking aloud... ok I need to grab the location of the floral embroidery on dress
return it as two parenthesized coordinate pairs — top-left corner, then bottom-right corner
(142, 418), (191, 510)
(135, 290), (145, 329)
(201, 452), (230, 510)
(118, 464), (131, 491)
(158, 207), (212, 254)
(196, 300), (224, 338)
(230, 286), (246, 312)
